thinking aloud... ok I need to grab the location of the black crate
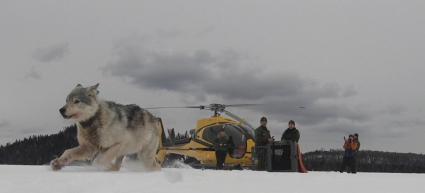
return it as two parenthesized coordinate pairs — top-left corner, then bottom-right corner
(266, 141), (298, 172)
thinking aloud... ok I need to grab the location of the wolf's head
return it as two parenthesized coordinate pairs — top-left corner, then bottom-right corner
(59, 83), (100, 122)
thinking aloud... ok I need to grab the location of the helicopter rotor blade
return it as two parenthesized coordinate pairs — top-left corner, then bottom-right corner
(224, 104), (261, 108)
(144, 106), (204, 110)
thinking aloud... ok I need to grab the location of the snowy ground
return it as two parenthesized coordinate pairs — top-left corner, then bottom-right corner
(1, 165), (424, 193)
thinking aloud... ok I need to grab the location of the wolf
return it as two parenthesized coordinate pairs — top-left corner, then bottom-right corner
(51, 83), (162, 171)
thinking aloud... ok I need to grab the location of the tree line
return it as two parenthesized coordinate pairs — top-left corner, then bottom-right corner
(0, 125), (78, 165)
(1, 126), (425, 173)
(303, 150), (425, 173)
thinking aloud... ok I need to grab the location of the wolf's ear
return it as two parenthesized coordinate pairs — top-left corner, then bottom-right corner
(88, 83), (100, 96)
(75, 84), (83, 88)
(90, 83), (99, 90)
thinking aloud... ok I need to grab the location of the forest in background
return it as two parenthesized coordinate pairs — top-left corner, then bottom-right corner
(1, 125), (424, 173)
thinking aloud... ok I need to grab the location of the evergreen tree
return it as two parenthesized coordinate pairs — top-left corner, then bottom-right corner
(0, 125), (78, 165)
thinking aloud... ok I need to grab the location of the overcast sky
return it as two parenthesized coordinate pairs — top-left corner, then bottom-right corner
(1, 0), (424, 153)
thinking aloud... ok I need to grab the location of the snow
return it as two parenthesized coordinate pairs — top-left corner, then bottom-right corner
(1, 165), (424, 193)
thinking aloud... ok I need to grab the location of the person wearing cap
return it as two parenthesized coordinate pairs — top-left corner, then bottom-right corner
(254, 117), (272, 170)
(281, 120), (300, 143)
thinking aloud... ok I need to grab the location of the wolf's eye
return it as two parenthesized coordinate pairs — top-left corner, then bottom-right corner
(74, 99), (80, 104)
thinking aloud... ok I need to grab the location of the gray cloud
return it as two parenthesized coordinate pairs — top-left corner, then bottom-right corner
(0, 120), (9, 128)
(195, 26), (215, 37)
(155, 26), (215, 39)
(103, 40), (366, 126)
(25, 66), (42, 80)
(33, 42), (69, 63)
(155, 28), (182, 39)
(379, 105), (407, 115)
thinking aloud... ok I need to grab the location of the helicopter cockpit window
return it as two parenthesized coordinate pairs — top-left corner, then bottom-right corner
(202, 124), (247, 159)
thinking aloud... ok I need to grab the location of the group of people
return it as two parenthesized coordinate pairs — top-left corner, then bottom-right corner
(253, 117), (300, 170)
(213, 117), (301, 170)
(213, 116), (360, 173)
(340, 133), (361, 173)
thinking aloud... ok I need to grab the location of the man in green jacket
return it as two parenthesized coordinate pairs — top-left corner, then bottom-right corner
(281, 120), (300, 143)
(255, 117), (272, 170)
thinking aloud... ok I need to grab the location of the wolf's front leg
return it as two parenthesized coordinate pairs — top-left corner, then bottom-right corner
(51, 145), (96, 171)
(109, 156), (125, 171)
(93, 144), (124, 171)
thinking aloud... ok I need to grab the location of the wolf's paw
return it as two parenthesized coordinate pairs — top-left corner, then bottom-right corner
(145, 164), (161, 172)
(106, 165), (121, 172)
(50, 158), (66, 171)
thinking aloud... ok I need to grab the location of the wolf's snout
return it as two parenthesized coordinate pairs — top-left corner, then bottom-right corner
(59, 107), (66, 117)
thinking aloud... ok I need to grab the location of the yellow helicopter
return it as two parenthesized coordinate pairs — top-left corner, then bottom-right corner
(150, 104), (258, 169)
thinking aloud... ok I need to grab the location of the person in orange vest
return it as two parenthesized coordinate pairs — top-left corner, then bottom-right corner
(339, 134), (358, 173)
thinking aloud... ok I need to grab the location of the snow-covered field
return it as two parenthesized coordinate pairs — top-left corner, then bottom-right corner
(1, 165), (424, 193)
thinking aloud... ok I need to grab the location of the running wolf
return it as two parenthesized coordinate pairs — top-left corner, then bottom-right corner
(51, 83), (162, 171)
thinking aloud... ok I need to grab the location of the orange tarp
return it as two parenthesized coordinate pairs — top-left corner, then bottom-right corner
(297, 144), (308, 173)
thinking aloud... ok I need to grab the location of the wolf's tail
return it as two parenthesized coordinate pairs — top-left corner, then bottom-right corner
(155, 118), (167, 166)
(156, 118), (166, 148)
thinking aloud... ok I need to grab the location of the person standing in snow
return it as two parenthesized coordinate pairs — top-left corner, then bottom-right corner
(352, 133), (361, 173)
(340, 134), (358, 173)
(281, 120), (300, 143)
(254, 117), (272, 170)
(214, 130), (230, 169)
(168, 128), (176, 145)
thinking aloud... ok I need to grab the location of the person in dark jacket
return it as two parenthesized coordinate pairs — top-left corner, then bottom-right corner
(214, 130), (229, 169)
(255, 117), (272, 145)
(254, 117), (272, 170)
(352, 133), (360, 173)
(353, 133), (360, 151)
(281, 120), (300, 143)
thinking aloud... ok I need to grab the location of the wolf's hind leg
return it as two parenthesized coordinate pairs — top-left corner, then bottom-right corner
(51, 145), (96, 171)
(137, 150), (160, 171)
(138, 137), (161, 171)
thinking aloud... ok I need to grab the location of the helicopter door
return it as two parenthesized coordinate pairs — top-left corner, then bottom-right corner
(202, 124), (248, 159)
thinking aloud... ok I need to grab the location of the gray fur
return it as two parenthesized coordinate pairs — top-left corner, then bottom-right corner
(52, 83), (162, 171)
